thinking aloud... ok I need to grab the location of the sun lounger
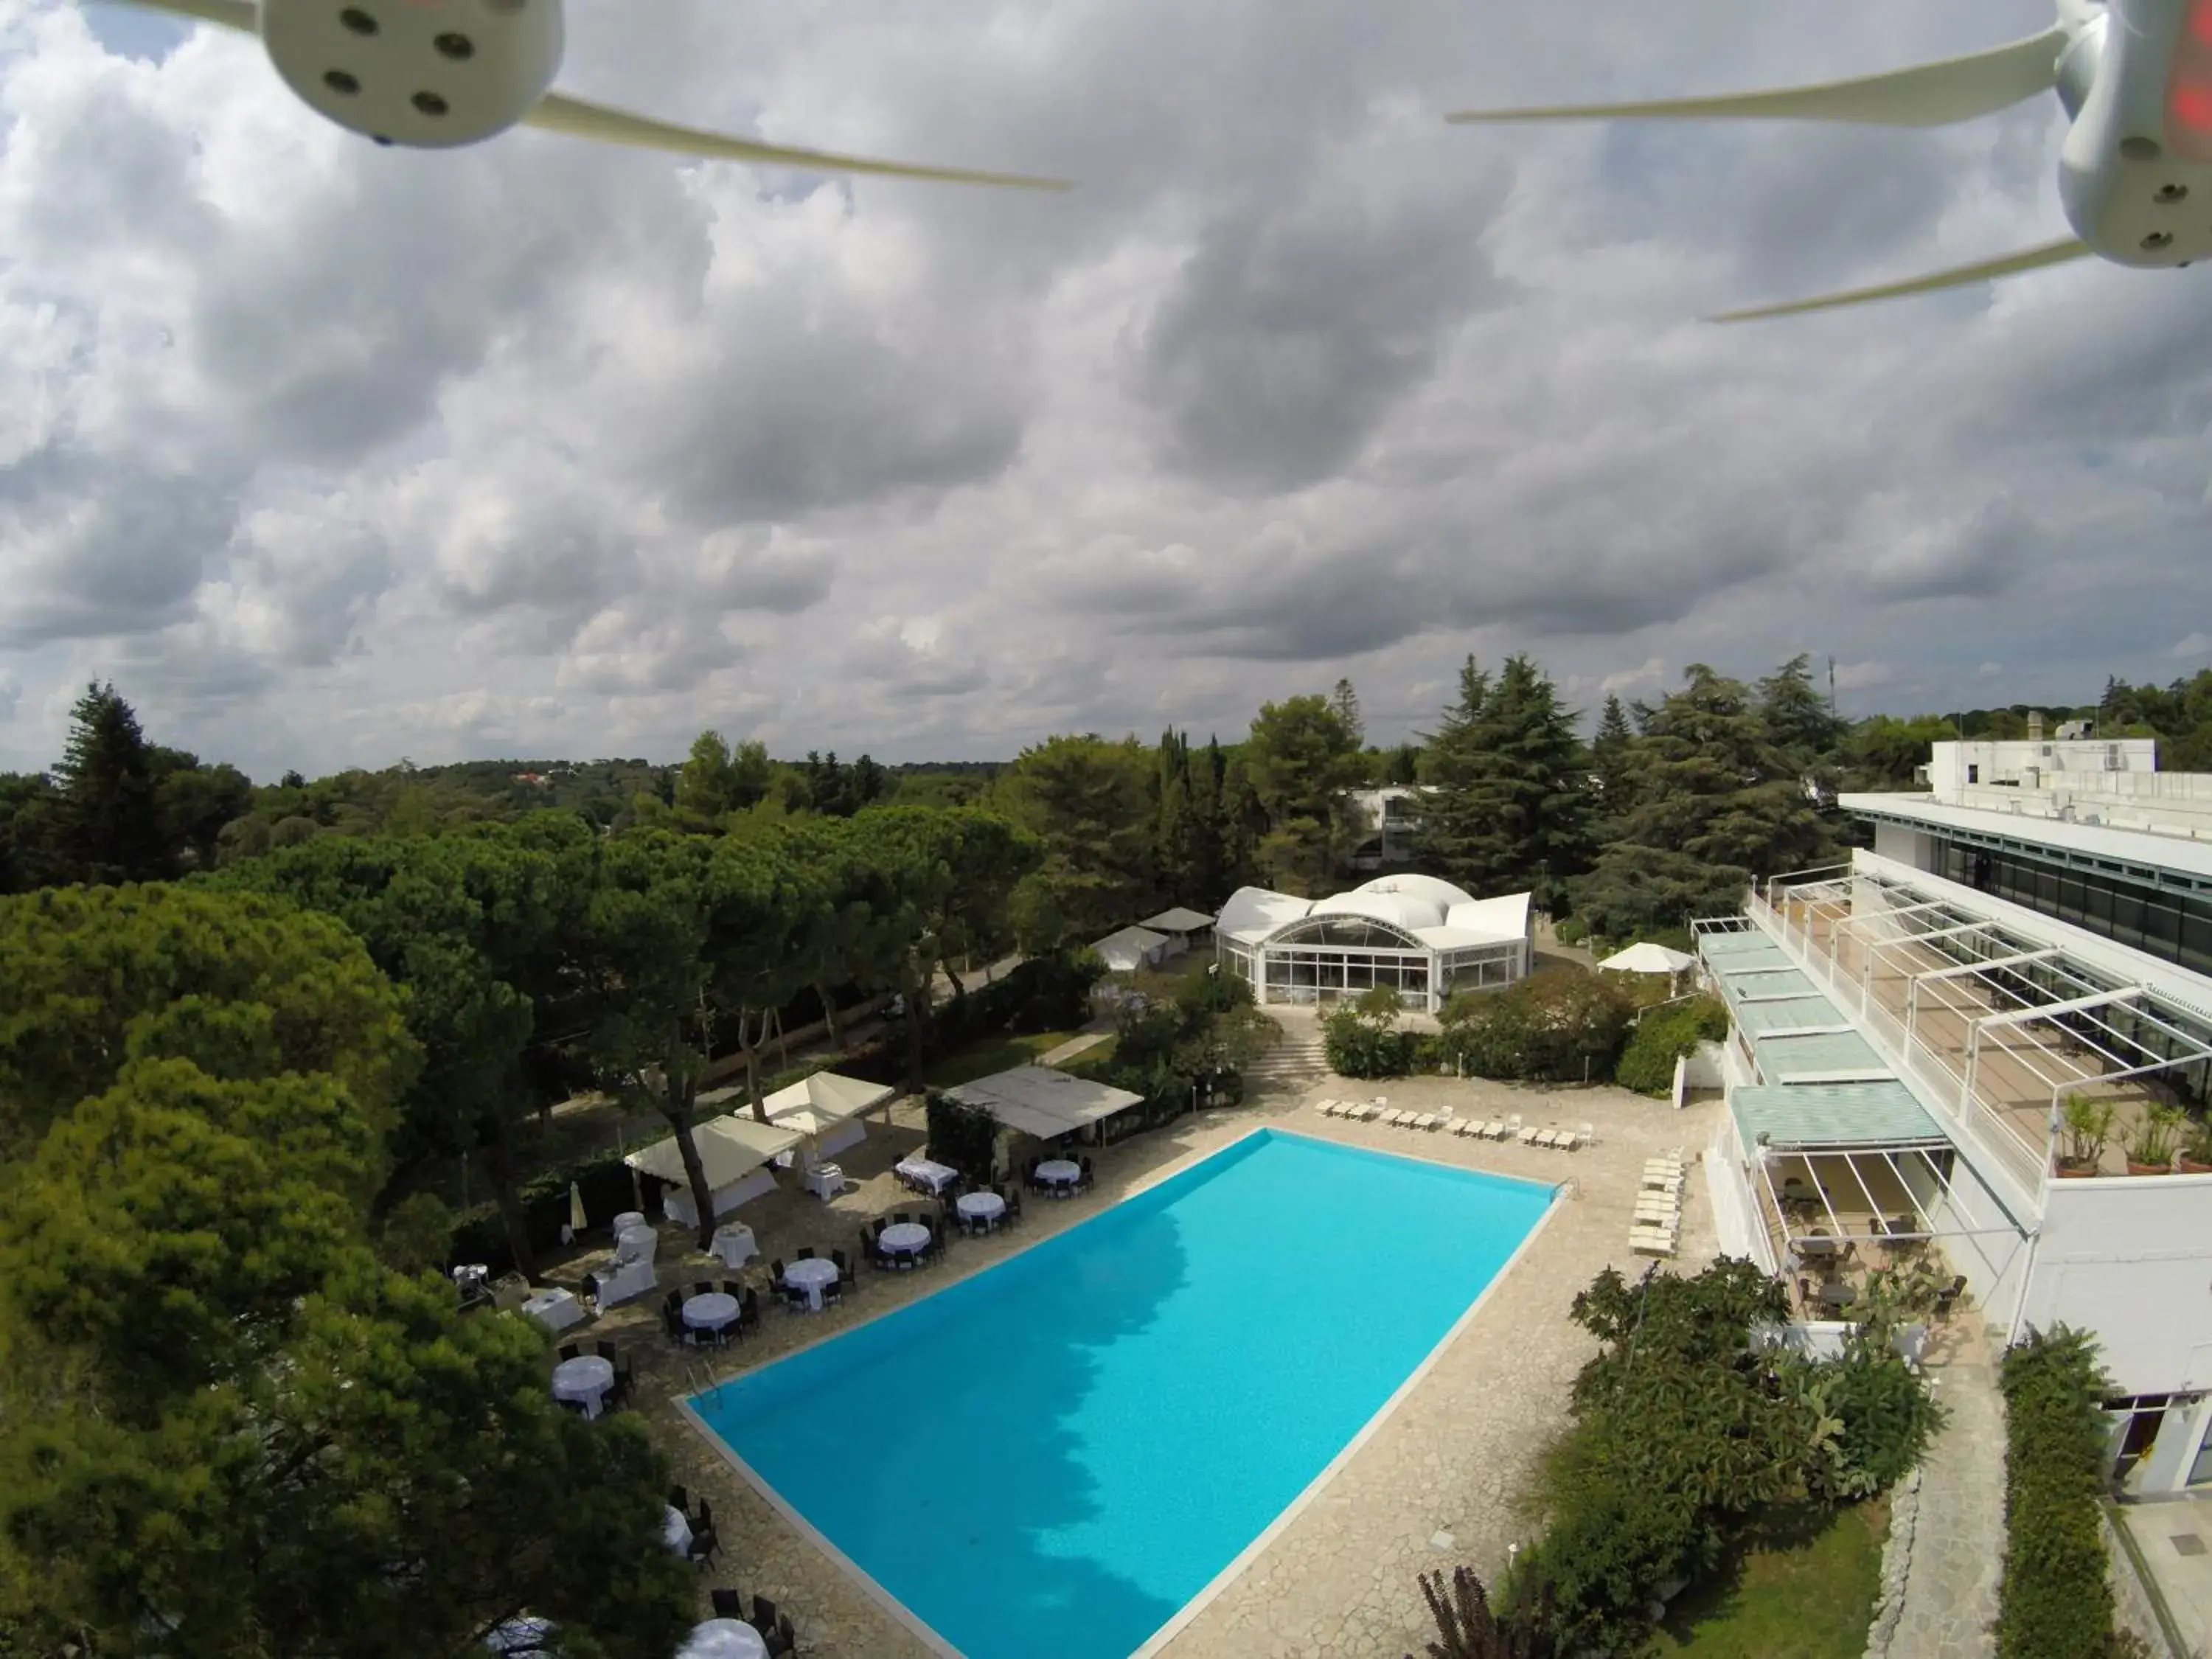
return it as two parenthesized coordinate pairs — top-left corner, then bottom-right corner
(1410, 1112), (1439, 1130)
(1553, 1127), (1583, 1151)
(1518, 1124), (1543, 1145)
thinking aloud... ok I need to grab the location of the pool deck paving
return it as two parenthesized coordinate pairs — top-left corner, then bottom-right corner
(587, 1075), (1726, 1659)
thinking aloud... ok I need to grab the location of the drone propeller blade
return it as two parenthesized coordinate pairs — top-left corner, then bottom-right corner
(521, 92), (1071, 190)
(109, 0), (257, 31)
(1446, 25), (2067, 129)
(1708, 236), (2093, 322)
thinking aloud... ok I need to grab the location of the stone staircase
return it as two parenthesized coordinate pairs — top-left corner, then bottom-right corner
(1242, 1026), (1330, 1094)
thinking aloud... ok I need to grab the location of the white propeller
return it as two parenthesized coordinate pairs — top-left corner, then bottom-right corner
(1444, 16), (2160, 321)
(109, 0), (1072, 191)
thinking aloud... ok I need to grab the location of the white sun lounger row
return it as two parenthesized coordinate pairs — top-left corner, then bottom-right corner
(1314, 1100), (1594, 1151)
(1632, 1150), (1687, 1256)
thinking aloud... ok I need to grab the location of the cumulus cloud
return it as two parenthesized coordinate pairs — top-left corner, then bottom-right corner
(0, 0), (2197, 774)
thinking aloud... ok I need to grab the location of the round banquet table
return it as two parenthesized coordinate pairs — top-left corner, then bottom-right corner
(783, 1256), (840, 1310)
(661, 1505), (692, 1556)
(612, 1211), (645, 1236)
(956, 1191), (1006, 1229)
(676, 1617), (768, 1659)
(550, 1354), (614, 1420)
(681, 1291), (740, 1343)
(1036, 1158), (1082, 1192)
(877, 1221), (931, 1261)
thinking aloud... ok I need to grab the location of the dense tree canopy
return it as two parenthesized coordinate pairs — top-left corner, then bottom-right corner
(1416, 655), (1590, 905)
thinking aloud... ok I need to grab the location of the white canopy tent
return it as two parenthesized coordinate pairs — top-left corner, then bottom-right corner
(1599, 942), (1699, 978)
(624, 1114), (803, 1229)
(1091, 925), (1172, 973)
(756, 1069), (896, 1163)
(947, 1064), (1146, 1143)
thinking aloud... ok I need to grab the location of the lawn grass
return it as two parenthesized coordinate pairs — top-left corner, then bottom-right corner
(1651, 1498), (1889, 1659)
(922, 1030), (1083, 1089)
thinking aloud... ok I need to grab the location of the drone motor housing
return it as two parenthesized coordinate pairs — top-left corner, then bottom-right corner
(2062, 0), (2212, 267)
(260, 0), (564, 149)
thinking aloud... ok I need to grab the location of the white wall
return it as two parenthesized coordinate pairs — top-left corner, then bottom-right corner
(1902, 1152), (2034, 1338)
(2024, 1174), (2212, 1396)
(1871, 821), (1938, 874)
(1707, 1112), (1778, 1274)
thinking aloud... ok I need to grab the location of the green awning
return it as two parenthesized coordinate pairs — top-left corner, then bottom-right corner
(1699, 931), (1791, 970)
(1737, 995), (1851, 1037)
(1753, 1029), (1888, 1077)
(1732, 1082), (1950, 1151)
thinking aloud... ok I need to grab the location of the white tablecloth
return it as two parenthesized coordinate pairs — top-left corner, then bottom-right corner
(784, 1256), (840, 1310)
(613, 1211), (646, 1236)
(521, 1288), (585, 1332)
(682, 1292), (740, 1340)
(956, 1192), (1006, 1227)
(551, 1354), (614, 1419)
(1036, 1158), (1081, 1189)
(877, 1221), (931, 1259)
(678, 1618), (768, 1659)
(895, 1155), (959, 1195)
(709, 1222), (757, 1270)
(662, 1505), (692, 1557)
(804, 1163), (846, 1200)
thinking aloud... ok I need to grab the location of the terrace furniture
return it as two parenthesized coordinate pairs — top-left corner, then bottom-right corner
(1451, 1116), (1478, 1136)
(1004, 1187), (1023, 1226)
(677, 1618), (763, 1659)
(557, 1342), (582, 1363)
(894, 1155), (959, 1197)
(782, 1258), (840, 1312)
(1036, 1158), (1081, 1195)
(686, 1522), (721, 1568)
(712, 1589), (748, 1621)
(774, 1613), (798, 1656)
(781, 1283), (813, 1313)
(1078, 1156), (1096, 1192)
(877, 1221), (931, 1268)
(1504, 1116), (1524, 1139)
(739, 1287), (763, 1334)
(709, 1222), (758, 1270)
(1933, 1274), (1967, 1321)
(768, 1258), (787, 1290)
(695, 1500), (713, 1534)
(795, 1247), (815, 1261)
(661, 1293), (686, 1343)
(1478, 1119), (1505, 1139)
(958, 1191), (1007, 1234)
(669, 1484), (689, 1516)
(520, 1286), (586, 1334)
(550, 1354), (615, 1420)
(1410, 1112), (1439, 1130)
(751, 1596), (779, 1635)
(1517, 1124), (1543, 1145)
(1579, 1121), (1596, 1147)
(682, 1291), (741, 1345)
(1315, 1099), (1340, 1116)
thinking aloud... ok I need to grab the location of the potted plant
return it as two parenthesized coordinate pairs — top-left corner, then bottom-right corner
(2056, 1093), (2115, 1177)
(2124, 1104), (2185, 1176)
(2181, 1116), (2212, 1177)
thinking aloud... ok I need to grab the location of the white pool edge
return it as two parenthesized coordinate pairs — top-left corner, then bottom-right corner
(1125, 1152), (1565, 1658)
(679, 1117), (1564, 1659)
(678, 1391), (966, 1658)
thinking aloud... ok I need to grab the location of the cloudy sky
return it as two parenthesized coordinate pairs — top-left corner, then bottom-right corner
(0, 0), (2205, 779)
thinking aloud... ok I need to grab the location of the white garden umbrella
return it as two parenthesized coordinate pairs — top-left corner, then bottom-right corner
(1598, 942), (1697, 978)
(567, 1181), (587, 1241)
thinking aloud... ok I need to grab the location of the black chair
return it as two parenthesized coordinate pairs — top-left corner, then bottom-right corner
(782, 1282), (811, 1314)
(669, 1484), (689, 1516)
(687, 1523), (720, 1568)
(695, 1499), (714, 1534)
(1006, 1187), (1023, 1226)
(770, 1612), (798, 1656)
(1078, 1155), (1095, 1192)
(1933, 1274), (1968, 1322)
(796, 1245), (816, 1261)
(821, 1278), (844, 1309)
(661, 1297), (686, 1343)
(740, 1287), (763, 1333)
(894, 1211), (913, 1225)
(557, 1343), (581, 1363)
(751, 1594), (779, 1635)
(711, 1587), (747, 1620)
(768, 1258), (787, 1289)
(594, 1338), (619, 1363)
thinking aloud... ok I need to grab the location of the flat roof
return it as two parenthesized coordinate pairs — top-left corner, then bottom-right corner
(1843, 792), (2212, 886)
(1732, 1082), (1950, 1151)
(1736, 995), (1853, 1037)
(1698, 932), (1793, 972)
(1753, 1028), (1890, 1078)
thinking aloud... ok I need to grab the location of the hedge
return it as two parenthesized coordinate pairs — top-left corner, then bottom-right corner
(1994, 1326), (2116, 1659)
(1615, 996), (1730, 1096)
(448, 1144), (648, 1273)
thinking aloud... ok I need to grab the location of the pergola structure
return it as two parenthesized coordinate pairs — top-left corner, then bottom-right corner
(1751, 865), (2212, 1183)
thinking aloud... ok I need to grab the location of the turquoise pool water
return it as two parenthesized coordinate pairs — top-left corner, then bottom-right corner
(687, 1129), (1554, 1659)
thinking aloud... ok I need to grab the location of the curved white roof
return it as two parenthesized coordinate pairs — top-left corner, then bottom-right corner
(1219, 877), (1530, 951)
(1311, 891), (1447, 933)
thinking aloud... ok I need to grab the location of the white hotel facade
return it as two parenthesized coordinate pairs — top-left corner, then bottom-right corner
(1696, 737), (2212, 1498)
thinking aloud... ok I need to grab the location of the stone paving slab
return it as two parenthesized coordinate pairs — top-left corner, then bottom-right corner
(602, 1074), (1722, 1658)
(1882, 1360), (2004, 1659)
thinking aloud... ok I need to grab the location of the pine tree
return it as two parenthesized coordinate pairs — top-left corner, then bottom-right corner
(1621, 664), (1831, 877)
(1187, 737), (1229, 904)
(1219, 756), (1267, 894)
(1756, 653), (1848, 769)
(1330, 678), (1365, 748)
(1590, 694), (1637, 830)
(1414, 655), (1590, 903)
(52, 681), (171, 885)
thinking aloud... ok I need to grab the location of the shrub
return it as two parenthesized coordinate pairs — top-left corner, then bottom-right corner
(1324, 989), (1416, 1078)
(1439, 970), (1633, 1084)
(923, 1093), (1000, 1186)
(1615, 995), (1730, 1096)
(1408, 1564), (1555, 1659)
(1791, 1338), (1944, 1502)
(1995, 1326), (2117, 1659)
(377, 1191), (457, 1277)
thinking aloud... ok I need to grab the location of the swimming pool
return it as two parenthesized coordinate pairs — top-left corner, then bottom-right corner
(686, 1128), (1554, 1659)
